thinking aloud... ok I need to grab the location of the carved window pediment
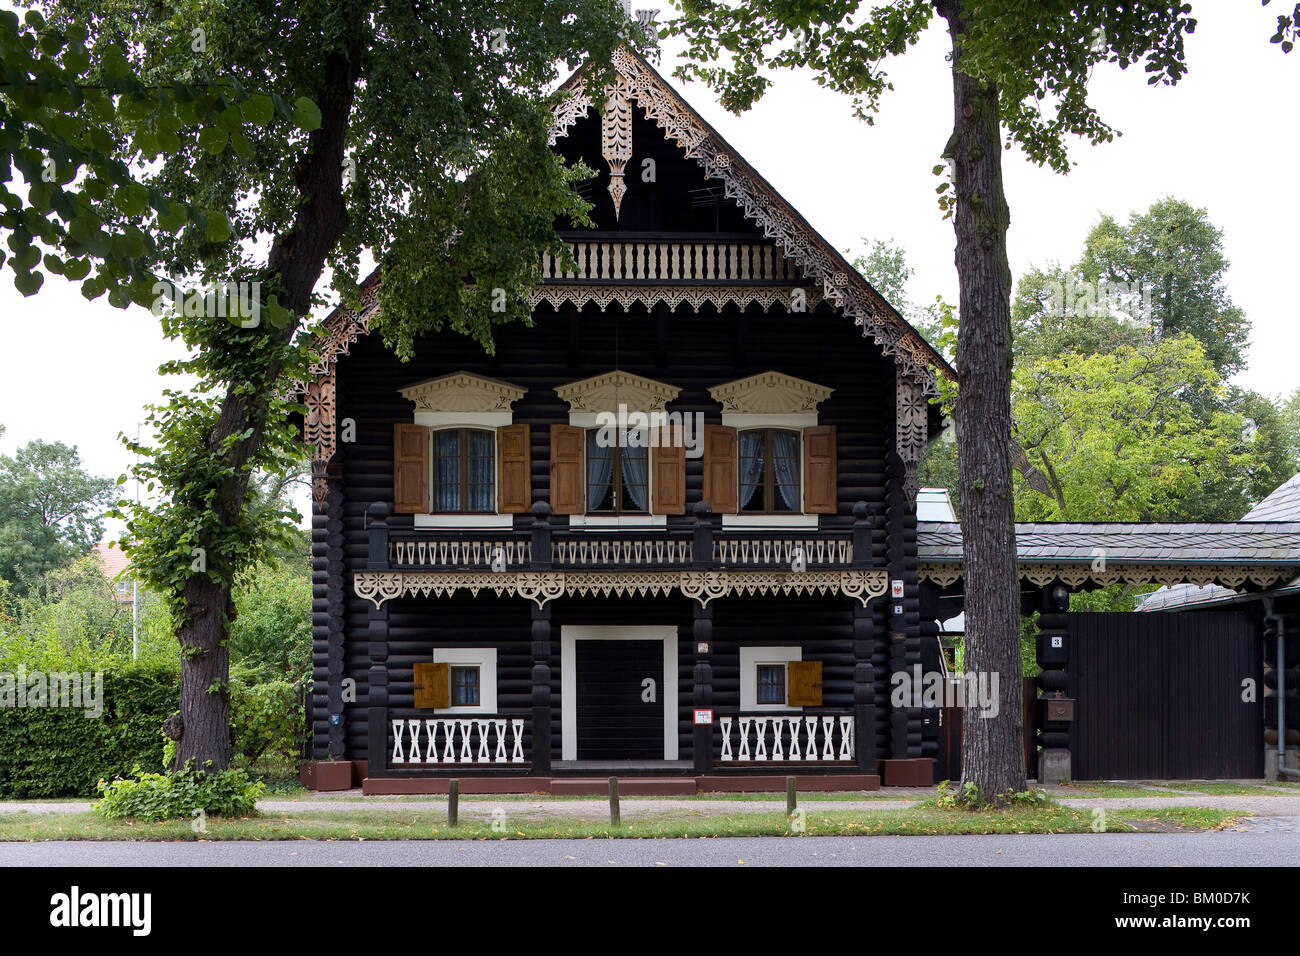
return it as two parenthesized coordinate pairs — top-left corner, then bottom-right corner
(554, 370), (681, 415)
(398, 372), (526, 413)
(708, 371), (833, 415)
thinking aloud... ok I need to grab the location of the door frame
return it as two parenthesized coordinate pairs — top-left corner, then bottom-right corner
(561, 625), (678, 761)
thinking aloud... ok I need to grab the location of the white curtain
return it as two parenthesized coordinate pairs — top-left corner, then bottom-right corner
(467, 430), (494, 512)
(586, 432), (614, 510)
(772, 430), (800, 511)
(739, 430), (765, 509)
(621, 445), (649, 512)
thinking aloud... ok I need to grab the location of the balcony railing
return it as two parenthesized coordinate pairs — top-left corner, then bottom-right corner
(541, 236), (801, 284)
(718, 712), (856, 764)
(370, 502), (875, 575)
(389, 713), (528, 767)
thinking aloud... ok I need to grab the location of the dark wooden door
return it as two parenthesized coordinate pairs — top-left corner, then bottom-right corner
(575, 640), (664, 760)
(1069, 612), (1262, 780)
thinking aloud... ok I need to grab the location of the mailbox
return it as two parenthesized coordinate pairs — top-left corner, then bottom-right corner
(1043, 697), (1075, 723)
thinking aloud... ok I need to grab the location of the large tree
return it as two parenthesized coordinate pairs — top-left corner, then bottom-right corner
(0, 436), (113, 593)
(8, 1), (634, 768)
(668, 0), (1291, 801)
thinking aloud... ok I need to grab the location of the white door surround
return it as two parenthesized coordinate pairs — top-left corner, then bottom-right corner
(560, 624), (679, 761)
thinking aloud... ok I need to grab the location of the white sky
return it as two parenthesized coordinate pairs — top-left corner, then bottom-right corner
(0, 2), (1296, 532)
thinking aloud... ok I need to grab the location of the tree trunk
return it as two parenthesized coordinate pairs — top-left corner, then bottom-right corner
(938, 0), (1026, 802)
(171, 37), (362, 769)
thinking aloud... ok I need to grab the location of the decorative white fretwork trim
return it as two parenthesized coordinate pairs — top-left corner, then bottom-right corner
(708, 370), (833, 415)
(530, 283), (821, 315)
(918, 562), (1295, 591)
(353, 568), (889, 609)
(555, 370), (681, 415)
(895, 373), (928, 505)
(398, 371), (526, 413)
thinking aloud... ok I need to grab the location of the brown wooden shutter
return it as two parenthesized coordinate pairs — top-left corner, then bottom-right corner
(393, 423), (430, 514)
(497, 424), (531, 513)
(549, 424), (584, 515)
(413, 661), (449, 709)
(786, 660), (823, 706)
(702, 425), (738, 514)
(651, 425), (686, 515)
(803, 425), (837, 514)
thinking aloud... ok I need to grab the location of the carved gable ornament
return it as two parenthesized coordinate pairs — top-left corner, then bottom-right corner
(554, 370), (681, 415)
(708, 371), (833, 415)
(398, 372), (526, 413)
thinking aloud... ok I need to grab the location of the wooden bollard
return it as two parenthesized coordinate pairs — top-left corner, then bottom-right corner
(786, 776), (797, 815)
(609, 776), (620, 827)
(448, 779), (459, 827)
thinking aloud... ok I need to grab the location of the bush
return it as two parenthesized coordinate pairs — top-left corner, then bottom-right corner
(94, 763), (264, 821)
(0, 661), (178, 798)
(230, 672), (308, 768)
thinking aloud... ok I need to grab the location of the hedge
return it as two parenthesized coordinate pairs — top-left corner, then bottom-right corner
(0, 661), (178, 798)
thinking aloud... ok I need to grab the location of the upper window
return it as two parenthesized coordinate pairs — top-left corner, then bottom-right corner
(432, 428), (495, 513)
(585, 430), (649, 514)
(739, 428), (801, 513)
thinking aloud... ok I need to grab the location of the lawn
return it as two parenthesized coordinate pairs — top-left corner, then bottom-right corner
(0, 804), (1242, 841)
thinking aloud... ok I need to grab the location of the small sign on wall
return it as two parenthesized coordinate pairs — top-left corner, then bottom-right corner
(1050, 636), (1063, 648)
(891, 579), (905, 599)
(693, 708), (714, 726)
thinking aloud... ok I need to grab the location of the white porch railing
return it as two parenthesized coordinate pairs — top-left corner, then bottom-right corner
(719, 714), (855, 763)
(390, 716), (526, 766)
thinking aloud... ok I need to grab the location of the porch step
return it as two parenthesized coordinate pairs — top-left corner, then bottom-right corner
(549, 777), (698, 796)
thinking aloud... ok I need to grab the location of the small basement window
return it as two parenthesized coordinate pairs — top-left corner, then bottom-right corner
(450, 665), (481, 707)
(756, 664), (786, 705)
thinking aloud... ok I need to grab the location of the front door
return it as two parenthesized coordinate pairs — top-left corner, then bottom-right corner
(574, 639), (665, 760)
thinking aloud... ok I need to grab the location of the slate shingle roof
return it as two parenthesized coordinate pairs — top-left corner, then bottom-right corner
(917, 521), (1300, 565)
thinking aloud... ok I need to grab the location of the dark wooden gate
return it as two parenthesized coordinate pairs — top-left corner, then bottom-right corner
(932, 677), (1039, 782)
(1068, 611), (1263, 780)
(575, 640), (664, 759)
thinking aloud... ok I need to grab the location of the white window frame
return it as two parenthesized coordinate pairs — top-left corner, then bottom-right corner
(413, 411), (514, 529)
(430, 647), (498, 715)
(560, 625), (678, 760)
(740, 645), (803, 712)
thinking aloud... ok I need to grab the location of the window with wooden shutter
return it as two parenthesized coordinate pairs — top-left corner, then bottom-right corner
(802, 424), (837, 514)
(702, 424), (738, 514)
(393, 423), (431, 514)
(413, 661), (450, 709)
(786, 660), (823, 707)
(651, 425), (686, 515)
(497, 424), (531, 513)
(549, 424), (584, 515)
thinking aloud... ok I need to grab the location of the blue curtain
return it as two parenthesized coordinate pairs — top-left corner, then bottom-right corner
(434, 430), (460, 511)
(621, 444), (649, 512)
(739, 430), (764, 508)
(467, 430), (494, 512)
(586, 432), (614, 511)
(772, 430), (800, 511)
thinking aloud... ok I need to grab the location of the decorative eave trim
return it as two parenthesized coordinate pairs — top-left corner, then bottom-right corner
(399, 371), (526, 413)
(918, 561), (1297, 591)
(530, 283), (823, 315)
(555, 370), (681, 414)
(549, 45), (952, 396)
(708, 370), (833, 415)
(353, 568), (888, 609)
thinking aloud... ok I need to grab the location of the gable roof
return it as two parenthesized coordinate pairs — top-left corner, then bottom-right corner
(303, 45), (952, 394)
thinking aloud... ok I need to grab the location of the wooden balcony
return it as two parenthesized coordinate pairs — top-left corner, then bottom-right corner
(541, 232), (801, 285)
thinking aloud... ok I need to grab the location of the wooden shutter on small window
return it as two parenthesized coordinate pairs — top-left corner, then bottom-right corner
(702, 425), (738, 514)
(413, 661), (449, 709)
(803, 425), (837, 514)
(651, 426), (686, 515)
(549, 424), (584, 515)
(786, 660), (823, 706)
(393, 423), (430, 514)
(497, 424), (531, 513)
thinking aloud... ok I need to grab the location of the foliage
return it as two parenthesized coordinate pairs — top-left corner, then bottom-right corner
(228, 559), (311, 680)
(1078, 198), (1250, 377)
(0, 438), (113, 594)
(94, 762), (263, 821)
(0, 661), (177, 798)
(1012, 335), (1245, 522)
(229, 671), (307, 768)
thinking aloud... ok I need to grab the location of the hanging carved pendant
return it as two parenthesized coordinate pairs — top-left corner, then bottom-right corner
(601, 76), (633, 220)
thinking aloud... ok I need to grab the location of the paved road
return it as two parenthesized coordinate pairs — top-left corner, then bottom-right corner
(0, 829), (1294, 866)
